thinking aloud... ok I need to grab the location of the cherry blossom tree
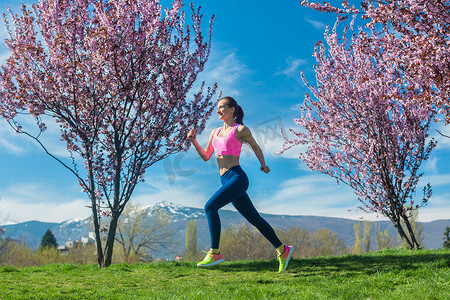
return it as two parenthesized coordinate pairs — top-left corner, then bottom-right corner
(300, 0), (450, 122)
(279, 18), (436, 249)
(0, 0), (218, 267)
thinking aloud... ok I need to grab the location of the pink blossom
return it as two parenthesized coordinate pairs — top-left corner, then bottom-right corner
(0, 0), (217, 267)
(281, 2), (441, 249)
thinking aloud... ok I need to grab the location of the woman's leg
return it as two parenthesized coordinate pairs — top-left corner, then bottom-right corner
(204, 170), (247, 249)
(231, 193), (283, 249)
(232, 193), (294, 272)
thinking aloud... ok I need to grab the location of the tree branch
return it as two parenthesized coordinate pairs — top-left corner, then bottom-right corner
(6, 119), (89, 192)
(436, 129), (450, 139)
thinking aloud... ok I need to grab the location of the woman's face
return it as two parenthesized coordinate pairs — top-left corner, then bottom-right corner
(217, 99), (235, 121)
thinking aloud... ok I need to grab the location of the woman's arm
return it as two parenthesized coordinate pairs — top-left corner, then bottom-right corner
(237, 126), (270, 173)
(187, 127), (216, 161)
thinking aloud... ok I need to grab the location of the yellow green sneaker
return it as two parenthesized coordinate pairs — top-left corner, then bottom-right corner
(197, 250), (224, 267)
(277, 245), (293, 272)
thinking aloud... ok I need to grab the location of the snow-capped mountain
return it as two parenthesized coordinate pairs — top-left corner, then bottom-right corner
(144, 201), (205, 220)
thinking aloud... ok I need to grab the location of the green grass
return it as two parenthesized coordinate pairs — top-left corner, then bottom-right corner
(1, 248), (449, 299)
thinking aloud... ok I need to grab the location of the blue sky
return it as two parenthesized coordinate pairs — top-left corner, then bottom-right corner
(0, 0), (449, 224)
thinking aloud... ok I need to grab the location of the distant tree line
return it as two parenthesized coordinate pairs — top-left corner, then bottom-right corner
(183, 221), (348, 261)
(351, 210), (425, 254)
(184, 216), (450, 262)
(0, 234), (98, 267)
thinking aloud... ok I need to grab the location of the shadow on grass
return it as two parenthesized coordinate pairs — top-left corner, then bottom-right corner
(215, 250), (450, 276)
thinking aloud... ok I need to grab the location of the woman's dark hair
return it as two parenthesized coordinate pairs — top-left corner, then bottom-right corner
(222, 96), (244, 125)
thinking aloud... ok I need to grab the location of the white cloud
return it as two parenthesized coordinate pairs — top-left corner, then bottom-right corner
(0, 121), (29, 155)
(0, 166), (211, 224)
(1, 197), (90, 224)
(254, 174), (357, 215)
(0, 179), (91, 224)
(235, 116), (306, 160)
(276, 57), (307, 77)
(131, 173), (210, 211)
(196, 43), (250, 97)
(304, 16), (327, 31)
(253, 174), (450, 222)
(418, 192), (450, 222)
(420, 173), (450, 187)
(0, 115), (72, 159)
(0, 135), (27, 154)
(423, 155), (438, 174)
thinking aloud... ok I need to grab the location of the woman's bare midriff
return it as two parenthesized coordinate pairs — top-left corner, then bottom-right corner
(217, 155), (240, 175)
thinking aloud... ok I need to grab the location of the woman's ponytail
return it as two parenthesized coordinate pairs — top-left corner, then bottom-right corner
(222, 96), (244, 125)
(235, 105), (244, 125)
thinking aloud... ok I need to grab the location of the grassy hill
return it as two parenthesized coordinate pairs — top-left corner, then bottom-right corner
(1, 248), (449, 299)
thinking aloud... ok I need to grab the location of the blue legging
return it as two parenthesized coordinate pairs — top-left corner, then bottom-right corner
(204, 165), (282, 250)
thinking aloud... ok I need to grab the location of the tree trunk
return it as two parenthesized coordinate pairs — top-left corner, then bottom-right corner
(101, 212), (120, 267)
(86, 156), (104, 267)
(393, 219), (414, 249)
(91, 203), (104, 267)
(401, 214), (421, 249)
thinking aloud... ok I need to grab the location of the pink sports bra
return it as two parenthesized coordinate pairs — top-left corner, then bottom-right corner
(212, 123), (243, 157)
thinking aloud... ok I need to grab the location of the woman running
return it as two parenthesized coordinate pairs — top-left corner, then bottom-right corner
(187, 96), (292, 272)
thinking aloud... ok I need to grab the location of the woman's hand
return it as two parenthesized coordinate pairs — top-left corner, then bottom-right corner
(187, 127), (196, 142)
(260, 165), (270, 174)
